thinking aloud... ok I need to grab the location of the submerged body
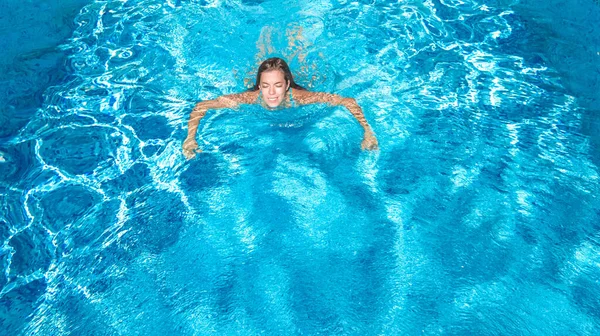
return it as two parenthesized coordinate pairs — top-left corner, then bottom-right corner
(183, 58), (378, 159)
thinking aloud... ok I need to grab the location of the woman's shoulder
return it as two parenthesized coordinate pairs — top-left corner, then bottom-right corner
(293, 89), (344, 105)
(221, 90), (260, 105)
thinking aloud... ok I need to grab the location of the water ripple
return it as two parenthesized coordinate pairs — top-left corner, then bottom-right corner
(2, 0), (600, 334)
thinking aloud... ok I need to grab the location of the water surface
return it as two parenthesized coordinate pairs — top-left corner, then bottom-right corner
(1, 0), (599, 334)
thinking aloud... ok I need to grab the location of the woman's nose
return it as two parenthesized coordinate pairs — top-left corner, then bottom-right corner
(269, 86), (275, 95)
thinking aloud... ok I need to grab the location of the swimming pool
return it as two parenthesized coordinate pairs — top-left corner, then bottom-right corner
(1, 0), (599, 334)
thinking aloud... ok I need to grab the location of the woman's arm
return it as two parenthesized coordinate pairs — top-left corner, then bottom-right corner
(294, 90), (379, 150)
(183, 91), (257, 159)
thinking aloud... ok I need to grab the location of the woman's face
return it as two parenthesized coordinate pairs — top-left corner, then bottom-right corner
(260, 70), (289, 108)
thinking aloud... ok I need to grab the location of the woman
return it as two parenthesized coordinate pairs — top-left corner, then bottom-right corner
(182, 57), (378, 159)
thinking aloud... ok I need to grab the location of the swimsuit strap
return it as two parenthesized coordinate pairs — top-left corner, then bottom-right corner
(288, 88), (296, 108)
(257, 90), (264, 105)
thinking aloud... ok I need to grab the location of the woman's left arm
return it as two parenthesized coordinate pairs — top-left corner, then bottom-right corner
(295, 90), (379, 150)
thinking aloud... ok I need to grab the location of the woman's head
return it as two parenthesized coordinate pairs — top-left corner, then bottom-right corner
(251, 57), (305, 108)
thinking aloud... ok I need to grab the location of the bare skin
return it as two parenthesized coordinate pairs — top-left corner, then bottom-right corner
(183, 70), (378, 159)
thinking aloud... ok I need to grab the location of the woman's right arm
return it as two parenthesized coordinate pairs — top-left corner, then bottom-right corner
(183, 92), (257, 159)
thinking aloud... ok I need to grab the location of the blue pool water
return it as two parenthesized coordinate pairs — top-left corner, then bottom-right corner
(1, 0), (600, 334)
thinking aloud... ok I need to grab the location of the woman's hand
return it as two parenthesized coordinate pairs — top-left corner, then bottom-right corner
(183, 138), (201, 159)
(361, 132), (379, 150)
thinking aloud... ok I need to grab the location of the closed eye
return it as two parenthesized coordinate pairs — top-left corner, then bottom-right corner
(261, 82), (284, 88)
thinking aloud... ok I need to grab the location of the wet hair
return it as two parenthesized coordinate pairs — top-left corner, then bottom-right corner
(250, 57), (306, 91)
